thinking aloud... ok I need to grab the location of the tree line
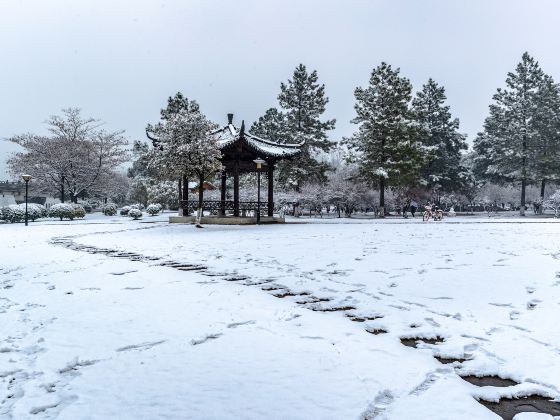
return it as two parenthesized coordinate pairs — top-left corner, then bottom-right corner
(8, 52), (560, 216)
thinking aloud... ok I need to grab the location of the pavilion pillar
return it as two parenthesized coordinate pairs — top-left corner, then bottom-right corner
(267, 164), (274, 217)
(220, 170), (227, 216)
(233, 159), (240, 217)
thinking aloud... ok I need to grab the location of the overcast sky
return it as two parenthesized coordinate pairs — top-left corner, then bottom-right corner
(1, 0), (559, 179)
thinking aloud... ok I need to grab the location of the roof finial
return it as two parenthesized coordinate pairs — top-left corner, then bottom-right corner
(240, 120), (245, 136)
(227, 113), (233, 125)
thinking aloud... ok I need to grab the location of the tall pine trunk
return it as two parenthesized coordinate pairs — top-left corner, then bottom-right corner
(379, 178), (385, 217)
(520, 178), (526, 216)
(520, 136), (527, 216)
(540, 179), (546, 214)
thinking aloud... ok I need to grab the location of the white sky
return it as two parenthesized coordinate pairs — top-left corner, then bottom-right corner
(1, 0), (559, 179)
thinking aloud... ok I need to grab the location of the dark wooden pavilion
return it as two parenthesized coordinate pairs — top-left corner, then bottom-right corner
(177, 113), (302, 222)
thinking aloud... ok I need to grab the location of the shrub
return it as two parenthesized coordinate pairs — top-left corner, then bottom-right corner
(72, 204), (86, 219)
(49, 203), (76, 221)
(1, 204), (25, 223)
(102, 203), (118, 216)
(82, 203), (93, 213)
(26, 203), (46, 221)
(128, 208), (143, 220)
(120, 206), (131, 216)
(146, 203), (162, 216)
(130, 203), (144, 211)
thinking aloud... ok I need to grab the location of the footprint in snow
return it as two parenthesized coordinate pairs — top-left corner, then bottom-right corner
(527, 299), (541, 310)
(227, 320), (256, 328)
(116, 340), (166, 352)
(190, 333), (223, 346)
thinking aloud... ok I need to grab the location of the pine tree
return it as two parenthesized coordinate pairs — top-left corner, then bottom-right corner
(532, 74), (560, 204)
(249, 108), (287, 143)
(473, 52), (545, 215)
(160, 92), (200, 120)
(276, 64), (336, 188)
(344, 62), (427, 216)
(412, 78), (468, 200)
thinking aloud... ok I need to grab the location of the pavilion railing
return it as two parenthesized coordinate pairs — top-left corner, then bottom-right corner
(180, 200), (270, 216)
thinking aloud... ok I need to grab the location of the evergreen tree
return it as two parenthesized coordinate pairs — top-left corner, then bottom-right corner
(344, 62), (427, 216)
(249, 108), (287, 143)
(473, 52), (545, 215)
(532, 74), (560, 204)
(275, 64), (336, 188)
(160, 92), (200, 120)
(412, 79), (468, 200)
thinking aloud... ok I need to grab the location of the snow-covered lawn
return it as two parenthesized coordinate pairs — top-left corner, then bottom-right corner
(1, 215), (560, 419)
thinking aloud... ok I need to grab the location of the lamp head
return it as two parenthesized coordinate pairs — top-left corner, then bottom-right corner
(21, 174), (32, 182)
(253, 158), (266, 169)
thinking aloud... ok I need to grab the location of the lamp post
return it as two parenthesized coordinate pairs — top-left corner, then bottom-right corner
(253, 158), (266, 224)
(21, 174), (32, 226)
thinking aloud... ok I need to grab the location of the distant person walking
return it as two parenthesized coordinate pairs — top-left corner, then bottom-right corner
(410, 200), (418, 217)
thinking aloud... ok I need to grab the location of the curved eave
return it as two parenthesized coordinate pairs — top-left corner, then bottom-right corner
(213, 123), (303, 159)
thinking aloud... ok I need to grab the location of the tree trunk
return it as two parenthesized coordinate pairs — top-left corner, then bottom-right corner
(537, 179), (546, 215)
(61, 176), (65, 203)
(182, 174), (189, 216)
(178, 178), (182, 206)
(520, 136), (527, 216)
(520, 178), (526, 216)
(379, 178), (385, 217)
(198, 174), (204, 212)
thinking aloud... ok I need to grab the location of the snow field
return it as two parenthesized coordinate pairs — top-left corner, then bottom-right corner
(2, 217), (560, 418)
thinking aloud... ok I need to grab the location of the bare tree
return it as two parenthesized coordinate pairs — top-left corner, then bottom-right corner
(8, 108), (129, 202)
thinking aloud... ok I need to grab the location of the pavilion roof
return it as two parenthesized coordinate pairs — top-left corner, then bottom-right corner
(213, 119), (303, 159)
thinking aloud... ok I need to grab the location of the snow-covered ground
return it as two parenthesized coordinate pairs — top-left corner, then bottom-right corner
(1, 214), (560, 419)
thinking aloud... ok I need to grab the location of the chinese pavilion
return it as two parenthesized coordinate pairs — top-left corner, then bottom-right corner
(173, 114), (302, 223)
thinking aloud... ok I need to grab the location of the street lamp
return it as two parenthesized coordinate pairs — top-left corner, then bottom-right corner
(21, 174), (32, 226)
(253, 158), (267, 224)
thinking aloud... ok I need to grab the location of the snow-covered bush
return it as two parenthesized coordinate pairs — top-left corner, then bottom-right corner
(102, 203), (118, 216)
(81, 202), (93, 213)
(545, 190), (560, 217)
(1, 204), (25, 223)
(27, 203), (47, 221)
(120, 206), (131, 216)
(72, 204), (86, 219)
(128, 208), (143, 220)
(130, 203), (144, 211)
(49, 203), (76, 221)
(146, 203), (162, 216)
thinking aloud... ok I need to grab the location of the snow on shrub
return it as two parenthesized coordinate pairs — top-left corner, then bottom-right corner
(120, 206), (131, 216)
(49, 203), (76, 221)
(1, 204), (25, 223)
(102, 203), (118, 216)
(146, 203), (162, 216)
(26, 203), (47, 221)
(72, 204), (86, 219)
(129, 203), (144, 211)
(128, 208), (143, 220)
(545, 190), (560, 217)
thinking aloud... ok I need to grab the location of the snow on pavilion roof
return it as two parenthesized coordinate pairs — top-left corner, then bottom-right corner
(212, 123), (303, 159)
